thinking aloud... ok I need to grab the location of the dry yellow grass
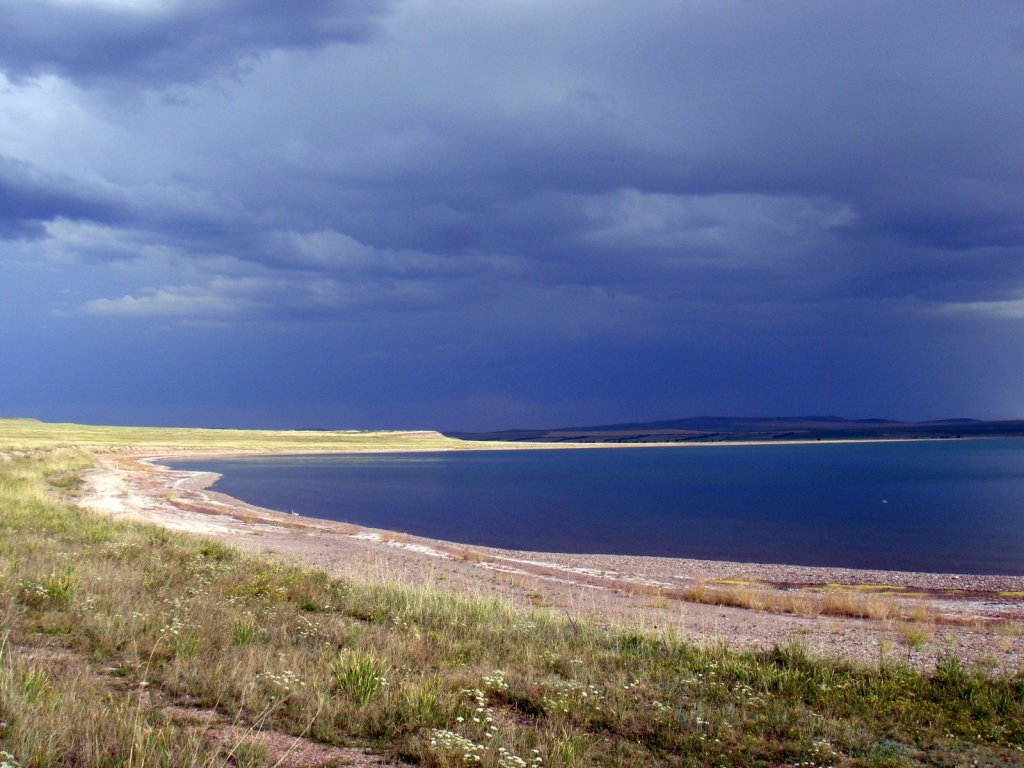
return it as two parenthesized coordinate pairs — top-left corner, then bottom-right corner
(0, 417), (509, 453)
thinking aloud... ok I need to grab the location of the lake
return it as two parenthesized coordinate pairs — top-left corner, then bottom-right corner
(165, 439), (1024, 575)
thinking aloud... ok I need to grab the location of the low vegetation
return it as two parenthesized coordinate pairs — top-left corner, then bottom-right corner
(606, 574), (948, 626)
(1, 428), (1023, 766)
(0, 417), (486, 453)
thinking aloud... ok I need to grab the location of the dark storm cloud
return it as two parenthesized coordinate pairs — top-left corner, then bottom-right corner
(19, 0), (1020, 318)
(4, 0), (1024, 428)
(0, 0), (388, 85)
(0, 155), (126, 239)
(217, 0), (1022, 320)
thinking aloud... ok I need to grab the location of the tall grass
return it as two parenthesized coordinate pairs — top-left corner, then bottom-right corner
(0, 447), (1022, 767)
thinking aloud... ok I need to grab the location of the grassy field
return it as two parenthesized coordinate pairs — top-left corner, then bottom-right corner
(0, 417), (480, 453)
(1, 422), (1023, 767)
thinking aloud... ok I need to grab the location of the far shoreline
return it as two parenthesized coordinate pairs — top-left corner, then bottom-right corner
(135, 433), (969, 465)
(162, 433), (960, 454)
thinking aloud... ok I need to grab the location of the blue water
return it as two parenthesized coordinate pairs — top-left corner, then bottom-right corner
(166, 439), (1024, 574)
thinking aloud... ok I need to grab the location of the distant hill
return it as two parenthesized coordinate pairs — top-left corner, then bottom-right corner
(447, 416), (1024, 443)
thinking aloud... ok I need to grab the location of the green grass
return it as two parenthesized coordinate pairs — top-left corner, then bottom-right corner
(1, 437), (1023, 766)
(331, 649), (388, 705)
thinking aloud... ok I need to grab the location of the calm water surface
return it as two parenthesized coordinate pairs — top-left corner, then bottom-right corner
(167, 439), (1024, 574)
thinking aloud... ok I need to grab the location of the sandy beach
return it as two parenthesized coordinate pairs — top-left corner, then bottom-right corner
(79, 450), (1024, 673)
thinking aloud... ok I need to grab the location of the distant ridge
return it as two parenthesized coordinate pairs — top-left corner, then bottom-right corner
(555, 415), (898, 431)
(448, 416), (1024, 444)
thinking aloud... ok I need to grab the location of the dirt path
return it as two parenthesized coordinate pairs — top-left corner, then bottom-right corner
(78, 452), (1024, 673)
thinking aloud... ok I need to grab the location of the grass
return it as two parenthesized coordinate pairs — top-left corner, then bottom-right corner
(331, 649), (388, 705)
(0, 417), (504, 453)
(1, 432), (1023, 766)
(452, 548), (488, 564)
(825, 584), (907, 593)
(670, 581), (923, 623)
(588, 572), (944, 624)
(894, 622), (936, 652)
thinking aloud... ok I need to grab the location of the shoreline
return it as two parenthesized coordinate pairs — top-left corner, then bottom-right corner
(156, 456), (1024, 594)
(157, 457), (1024, 588)
(152, 440), (1024, 586)
(78, 447), (1024, 672)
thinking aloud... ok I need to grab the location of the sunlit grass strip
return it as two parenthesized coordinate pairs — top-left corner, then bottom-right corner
(0, 417), (496, 452)
(639, 577), (939, 623)
(0, 448), (1022, 767)
(825, 583), (908, 592)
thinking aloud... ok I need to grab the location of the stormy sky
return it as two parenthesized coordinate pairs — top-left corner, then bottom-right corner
(1, 0), (1023, 431)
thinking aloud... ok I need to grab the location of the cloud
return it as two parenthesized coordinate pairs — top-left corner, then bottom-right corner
(577, 190), (857, 259)
(0, 0), (389, 86)
(4, 1), (1024, 427)
(41, 219), (177, 262)
(78, 275), (276, 318)
(266, 229), (505, 278)
(74, 264), (472, 323)
(81, 288), (239, 318)
(942, 297), (1024, 320)
(11, 0), (1018, 315)
(0, 155), (125, 239)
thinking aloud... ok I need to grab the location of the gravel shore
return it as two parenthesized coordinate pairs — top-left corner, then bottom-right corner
(79, 452), (1024, 673)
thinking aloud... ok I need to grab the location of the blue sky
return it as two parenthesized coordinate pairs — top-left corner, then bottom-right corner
(1, 0), (1023, 430)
